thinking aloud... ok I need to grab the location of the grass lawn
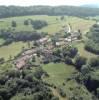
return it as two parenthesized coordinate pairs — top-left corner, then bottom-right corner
(42, 63), (76, 86)
(0, 38), (5, 45)
(0, 42), (28, 60)
(75, 42), (97, 59)
(42, 63), (92, 99)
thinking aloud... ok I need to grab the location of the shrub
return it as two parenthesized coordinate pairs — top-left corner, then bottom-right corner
(65, 56), (73, 65)
(12, 21), (17, 27)
(74, 56), (87, 70)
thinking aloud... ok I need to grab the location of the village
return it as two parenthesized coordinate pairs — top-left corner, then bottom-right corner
(14, 24), (82, 69)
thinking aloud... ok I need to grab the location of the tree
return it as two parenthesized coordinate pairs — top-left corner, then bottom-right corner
(65, 56), (73, 65)
(24, 20), (29, 25)
(74, 56), (87, 70)
(69, 47), (78, 58)
(11, 21), (17, 27)
(88, 57), (99, 67)
(60, 16), (65, 20)
(27, 42), (31, 48)
(32, 56), (36, 62)
(0, 58), (5, 64)
(81, 64), (90, 75)
(77, 29), (82, 39)
(31, 20), (48, 29)
(97, 88), (99, 98)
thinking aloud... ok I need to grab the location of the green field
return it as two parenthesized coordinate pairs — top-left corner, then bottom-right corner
(0, 42), (28, 60)
(75, 42), (97, 59)
(0, 38), (5, 45)
(42, 63), (92, 99)
(0, 15), (95, 34)
(43, 63), (76, 86)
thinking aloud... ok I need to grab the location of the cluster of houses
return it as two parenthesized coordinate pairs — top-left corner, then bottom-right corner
(14, 24), (81, 69)
(14, 36), (53, 69)
(55, 32), (81, 47)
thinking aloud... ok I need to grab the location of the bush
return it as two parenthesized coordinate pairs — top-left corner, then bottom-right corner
(31, 20), (48, 29)
(88, 57), (99, 67)
(24, 20), (29, 25)
(58, 88), (66, 97)
(81, 64), (90, 75)
(51, 96), (59, 100)
(65, 56), (73, 65)
(74, 56), (87, 70)
(12, 21), (17, 27)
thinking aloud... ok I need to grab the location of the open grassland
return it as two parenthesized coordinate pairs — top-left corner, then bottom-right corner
(0, 42), (28, 60)
(75, 42), (97, 59)
(0, 38), (5, 45)
(0, 15), (95, 34)
(42, 63), (92, 99)
(42, 63), (76, 86)
(66, 16), (95, 33)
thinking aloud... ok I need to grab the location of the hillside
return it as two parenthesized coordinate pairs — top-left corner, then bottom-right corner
(0, 6), (99, 18)
(81, 4), (99, 8)
(0, 13), (99, 100)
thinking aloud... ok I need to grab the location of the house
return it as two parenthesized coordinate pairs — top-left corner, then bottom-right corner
(56, 41), (65, 46)
(15, 55), (33, 69)
(36, 37), (49, 45)
(65, 37), (71, 42)
(64, 31), (80, 42)
(22, 49), (37, 56)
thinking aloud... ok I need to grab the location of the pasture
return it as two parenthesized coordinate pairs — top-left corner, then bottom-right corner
(42, 63), (76, 86)
(0, 15), (95, 34)
(42, 63), (92, 99)
(0, 42), (28, 60)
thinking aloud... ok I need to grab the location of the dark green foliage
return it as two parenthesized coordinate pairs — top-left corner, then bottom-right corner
(11, 21), (17, 27)
(31, 20), (48, 30)
(0, 6), (99, 18)
(85, 23), (99, 54)
(85, 40), (99, 55)
(33, 67), (45, 79)
(74, 56), (87, 70)
(88, 57), (99, 67)
(32, 56), (36, 62)
(65, 56), (73, 65)
(60, 16), (65, 20)
(81, 64), (90, 75)
(51, 96), (59, 100)
(0, 58), (5, 64)
(24, 20), (29, 25)
(62, 46), (78, 58)
(58, 88), (66, 97)
(0, 30), (46, 45)
(0, 68), (56, 100)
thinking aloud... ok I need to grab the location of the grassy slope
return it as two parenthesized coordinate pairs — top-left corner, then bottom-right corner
(42, 63), (92, 100)
(76, 42), (97, 59)
(0, 15), (95, 34)
(0, 42), (28, 60)
(0, 15), (96, 99)
(43, 63), (76, 86)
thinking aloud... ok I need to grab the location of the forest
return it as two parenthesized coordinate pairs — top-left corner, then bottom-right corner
(0, 6), (99, 18)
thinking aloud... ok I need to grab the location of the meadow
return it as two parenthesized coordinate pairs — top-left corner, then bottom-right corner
(42, 63), (92, 99)
(42, 63), (76, 86)
(0, 15), (95, 34)
(0, 42), (28, 60)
